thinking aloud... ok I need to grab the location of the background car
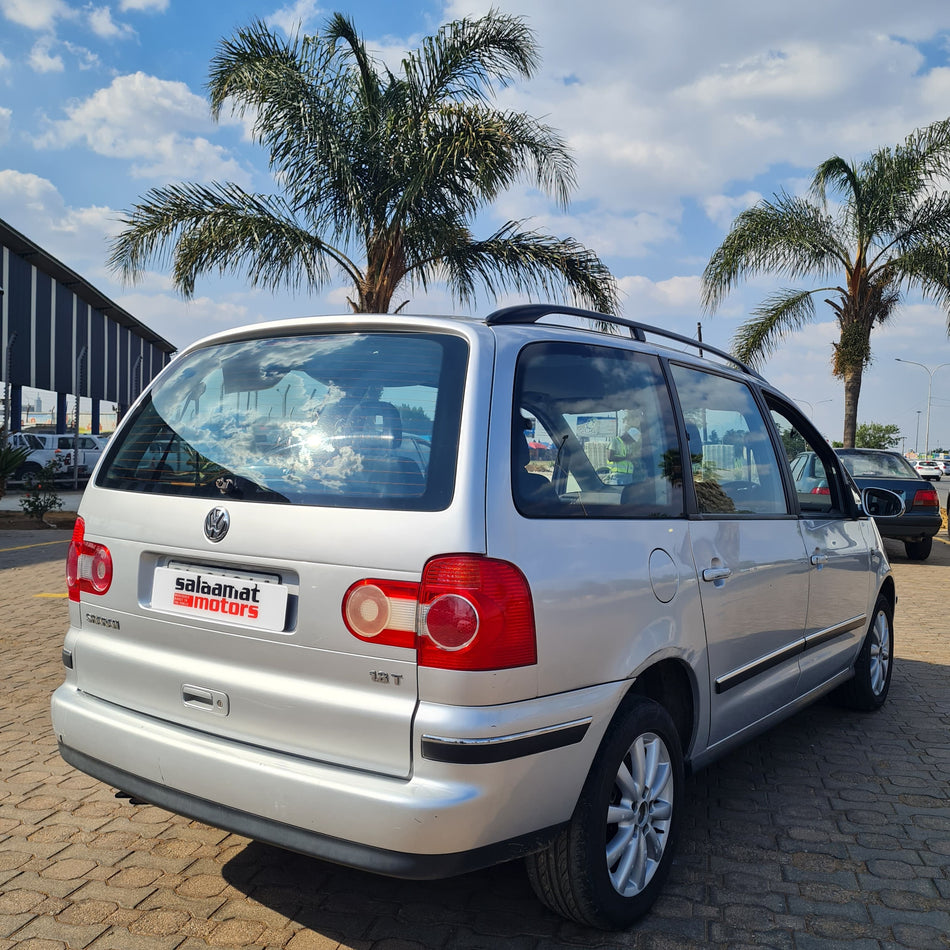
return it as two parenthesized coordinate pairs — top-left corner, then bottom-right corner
(792, 449), (940, 559)
(912, 458), (942, 480)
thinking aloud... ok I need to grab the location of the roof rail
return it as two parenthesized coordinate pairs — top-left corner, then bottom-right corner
(485, 304), (764, 380)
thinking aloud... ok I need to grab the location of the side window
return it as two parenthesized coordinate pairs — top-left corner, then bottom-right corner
(769, 404), (839, 514)
(669, 365), (788, 516)
(512, 342), (684, 518)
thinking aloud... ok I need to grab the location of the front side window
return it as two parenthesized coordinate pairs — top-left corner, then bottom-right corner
(98, 331), (467, 511)
(669, 365), (788, 516)
(512, 341), (684, 518)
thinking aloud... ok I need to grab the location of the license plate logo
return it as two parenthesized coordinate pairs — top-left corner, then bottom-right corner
(152, 567), (288, 632)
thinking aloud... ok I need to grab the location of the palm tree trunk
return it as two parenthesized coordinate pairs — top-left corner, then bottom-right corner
(841, 368), (863, 448)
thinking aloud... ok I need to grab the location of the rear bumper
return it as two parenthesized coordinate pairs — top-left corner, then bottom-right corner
(875, 513), (941, 542)
(51, 680), (624, 877)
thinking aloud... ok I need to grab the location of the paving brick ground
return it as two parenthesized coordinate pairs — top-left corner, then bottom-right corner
(0, 525), (947, 949)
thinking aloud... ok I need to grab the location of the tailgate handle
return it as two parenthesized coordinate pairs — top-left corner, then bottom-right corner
(182, 684), (230, 716)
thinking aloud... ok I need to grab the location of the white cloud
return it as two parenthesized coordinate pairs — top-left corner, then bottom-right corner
(33, 72), (250, 185)
(87, 5), (135, 40)
(702, 191), (762, 229)
(0, 0), (72, 30)
(0, 107), (10, 143)
(63, 40), (101, 70)
(29, 37), (64, 72)
(115, 291), (254, 346)
(267, 0), (324, 36)
(0, 170), (117, 278)
(119, 0), (168, 11)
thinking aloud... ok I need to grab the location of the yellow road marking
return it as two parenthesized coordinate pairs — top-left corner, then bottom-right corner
(35, 592), (68, 598)
(0, 538), (69, 553)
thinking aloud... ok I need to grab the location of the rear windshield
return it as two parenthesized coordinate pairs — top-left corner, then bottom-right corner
(837, 450), (917, 478)
(98, 330), (467, 511)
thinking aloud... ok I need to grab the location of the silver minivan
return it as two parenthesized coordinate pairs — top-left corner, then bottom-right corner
(51, 306), (896, 929)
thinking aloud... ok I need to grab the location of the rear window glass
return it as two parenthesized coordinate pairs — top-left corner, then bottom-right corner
(98, 331), (467, 511)
(837, 451), (917, 478)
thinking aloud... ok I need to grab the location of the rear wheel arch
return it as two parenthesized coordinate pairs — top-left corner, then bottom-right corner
(625, 658), (696, 761)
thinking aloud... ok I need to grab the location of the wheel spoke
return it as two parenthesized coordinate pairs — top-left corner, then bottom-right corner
(606, 822), (636, 866)
(612, 826), (647, 893)
(615, 758), (639, 800)
(607, 803), (635, 825)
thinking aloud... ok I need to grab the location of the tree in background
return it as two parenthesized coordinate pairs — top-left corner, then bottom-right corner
(854, 422), (900, 449)
(109, 11), (617, 315)
(702, 119), (950, 448)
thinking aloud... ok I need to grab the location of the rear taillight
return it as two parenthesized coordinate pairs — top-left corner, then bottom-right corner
(340, 555), (537, 671)
(911, 488), (939, 508)
(810, 486), (831, 495)
(419, 556), (536, 670)
(66, 517), (113, 603)
(342, 579), (418, 648)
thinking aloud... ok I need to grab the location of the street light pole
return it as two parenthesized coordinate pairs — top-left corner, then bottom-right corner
(915, 411), (921, 454)
(895, 358), (950, 455)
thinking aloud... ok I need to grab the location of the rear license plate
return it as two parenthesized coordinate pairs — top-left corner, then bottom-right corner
(152, 565), (289, 632)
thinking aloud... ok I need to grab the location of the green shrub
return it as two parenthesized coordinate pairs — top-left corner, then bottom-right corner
(19, 459), (65, 521)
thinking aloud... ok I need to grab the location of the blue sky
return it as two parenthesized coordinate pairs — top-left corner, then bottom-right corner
(4, 0), (950, 448)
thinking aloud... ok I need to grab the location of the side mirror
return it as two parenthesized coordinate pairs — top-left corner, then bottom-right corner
(861, 486), (905, 518)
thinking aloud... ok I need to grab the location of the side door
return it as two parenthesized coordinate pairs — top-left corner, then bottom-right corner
(668, 364), (810, 750)
(768, 401), (873, 695)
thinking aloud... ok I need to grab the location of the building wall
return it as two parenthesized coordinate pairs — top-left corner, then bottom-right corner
(1, 226), (175, 422)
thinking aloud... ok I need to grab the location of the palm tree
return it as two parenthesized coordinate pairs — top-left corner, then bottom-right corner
(701, 118), (950, 447)
(108, 11), (618, 316)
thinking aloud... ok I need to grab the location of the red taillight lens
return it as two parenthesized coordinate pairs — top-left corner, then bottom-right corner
(341, 556), (538, 671)
(911, 488), (939, 508)
(810, 486), (831, 495)
(66, 517), (113, 603)
(342, 579), (418, 647)
(418, 556), (537, 671)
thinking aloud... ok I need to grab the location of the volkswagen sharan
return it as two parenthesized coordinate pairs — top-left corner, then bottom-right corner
(51, 305), (898, 929)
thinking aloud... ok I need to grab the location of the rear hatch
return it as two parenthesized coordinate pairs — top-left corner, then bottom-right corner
(71, 322), (474, 779)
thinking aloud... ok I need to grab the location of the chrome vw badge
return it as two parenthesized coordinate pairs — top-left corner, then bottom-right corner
(203, 507), (230, 542)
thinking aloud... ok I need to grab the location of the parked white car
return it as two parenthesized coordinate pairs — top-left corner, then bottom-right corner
(912, 458), (942, 480)
(52, 305), (899, 929)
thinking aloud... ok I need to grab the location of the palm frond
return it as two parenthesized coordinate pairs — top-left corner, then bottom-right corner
(702, 194), (845, 311)
(432, 222), (618, 314)
(108, 182), (355, 296)
(400, 8), (538, 110)
(731, 288), (820, 366)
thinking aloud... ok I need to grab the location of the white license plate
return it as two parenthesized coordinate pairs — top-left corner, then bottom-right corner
(152, 565), (289, 632)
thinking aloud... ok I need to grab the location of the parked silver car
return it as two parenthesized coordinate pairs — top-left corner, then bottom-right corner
(52, 306), (898, 929)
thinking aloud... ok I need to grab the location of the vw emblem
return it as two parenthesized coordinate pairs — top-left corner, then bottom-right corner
(204, 507), (230, 543)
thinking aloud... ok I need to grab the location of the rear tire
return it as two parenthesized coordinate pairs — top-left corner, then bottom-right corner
(525, 697), (683, 929)
(834, 593), (893, 711)
(904, 537), (932, 561)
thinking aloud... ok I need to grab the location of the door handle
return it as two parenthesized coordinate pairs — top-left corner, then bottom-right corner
(182, 684), (230, 715)
(702, 567), (732, 583)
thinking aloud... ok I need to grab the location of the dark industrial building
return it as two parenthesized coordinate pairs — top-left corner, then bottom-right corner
(1, 216), (176, 435)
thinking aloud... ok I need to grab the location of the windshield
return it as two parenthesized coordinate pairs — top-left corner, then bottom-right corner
(98, 330), (467, 511)
(837, 451), (917, 478)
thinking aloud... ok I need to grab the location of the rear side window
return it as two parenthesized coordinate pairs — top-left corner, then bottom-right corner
(512, 341), (684, 518)
(98, 331), (467, 511)
(669, 365), (788, 516)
